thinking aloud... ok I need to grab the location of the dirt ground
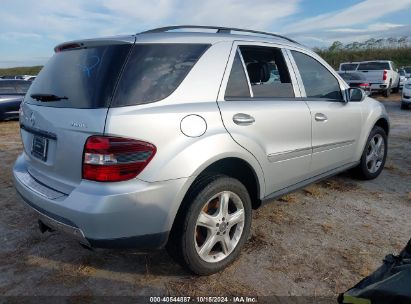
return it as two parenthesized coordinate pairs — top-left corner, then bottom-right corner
(0, 94), (410, 299)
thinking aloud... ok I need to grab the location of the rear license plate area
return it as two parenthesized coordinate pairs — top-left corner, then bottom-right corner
(31, 135), (48, 161)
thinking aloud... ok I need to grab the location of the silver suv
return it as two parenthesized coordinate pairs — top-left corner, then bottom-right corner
(13, 26), (389, 275)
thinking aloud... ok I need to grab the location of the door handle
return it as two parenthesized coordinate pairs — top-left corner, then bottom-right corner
(233, 113), (255, 125)
(314, 113), (328, 122)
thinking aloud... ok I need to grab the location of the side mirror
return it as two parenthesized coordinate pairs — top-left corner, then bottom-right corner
(348, 87), (366, 102)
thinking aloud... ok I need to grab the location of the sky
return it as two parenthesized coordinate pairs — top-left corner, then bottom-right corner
(1, 0), (411, 68)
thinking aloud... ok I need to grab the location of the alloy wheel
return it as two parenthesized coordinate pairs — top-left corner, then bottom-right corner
(194, 191), (245, 263)
(366, 134), (385, 174)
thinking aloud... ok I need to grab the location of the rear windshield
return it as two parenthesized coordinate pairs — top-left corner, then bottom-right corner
(112, 44), (209, 107)
(357, 62), (390, 70)
(338, 72), (365, 81)
(0, 80), (31, 94)
(25, 44), (132, 108)
(340, 63), (358, 71)
(404, 67), (411, 73)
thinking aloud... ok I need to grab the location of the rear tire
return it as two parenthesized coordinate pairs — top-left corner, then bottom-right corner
(383, 81), (392, 97)
(167, 175), (252, 275)
(392, 82), (400, 93)
(352, 126), (387, 180)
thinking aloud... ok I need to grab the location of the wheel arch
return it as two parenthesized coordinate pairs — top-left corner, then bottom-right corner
(374, 117), (389, 136)
(355, 114), (390, 161)
(167, 156), (263, 248)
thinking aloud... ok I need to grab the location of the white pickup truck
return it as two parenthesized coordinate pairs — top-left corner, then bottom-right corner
(356, 61), (400, 97)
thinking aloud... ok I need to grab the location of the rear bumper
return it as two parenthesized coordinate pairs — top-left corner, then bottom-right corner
(13, 154), (189, 249)
(370, 83), (388, 91)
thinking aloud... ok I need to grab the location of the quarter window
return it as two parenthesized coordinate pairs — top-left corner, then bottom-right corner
(113, 44), (210, 107)
(291, 51), (342, 100)
(225, 51), (251, 98)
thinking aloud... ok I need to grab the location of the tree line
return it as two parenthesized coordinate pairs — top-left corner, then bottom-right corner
(315, 37), (411, 69)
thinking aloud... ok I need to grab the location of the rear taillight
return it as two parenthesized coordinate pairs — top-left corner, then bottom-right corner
(383, 70), (387, 81)
(82, 136), (156, 182)
(359, 83), (370, 88)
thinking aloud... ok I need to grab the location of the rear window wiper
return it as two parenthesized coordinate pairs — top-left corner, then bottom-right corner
(30, 93), (68, 102)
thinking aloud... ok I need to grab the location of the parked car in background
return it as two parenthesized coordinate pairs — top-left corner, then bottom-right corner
(338, 71), (371, 95)
(20, 75), (36, 81)
(339, 62), (359, 72)
(399, 69), (407, 89)
(356, 61), (400, 97)
(1, 75), (20, 80)
(0, 80), (31, 120)
(13, 26), (389, 275)
(403, 66), (411, 78)
(402, 78), (411, 110)
(26, 76), (36, 81)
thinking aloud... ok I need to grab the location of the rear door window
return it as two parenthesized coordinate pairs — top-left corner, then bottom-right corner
(240, 46), (294, 98)
(25, 44), (132, 108)
(291, 51), (342, 100)
(112, 44), (210, 107)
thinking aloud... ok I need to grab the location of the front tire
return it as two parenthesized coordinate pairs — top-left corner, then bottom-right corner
(353, 126), (387, 180)
(167, 176), (252, 275)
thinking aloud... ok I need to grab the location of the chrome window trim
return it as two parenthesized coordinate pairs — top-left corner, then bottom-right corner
(237, 48), (254, 98)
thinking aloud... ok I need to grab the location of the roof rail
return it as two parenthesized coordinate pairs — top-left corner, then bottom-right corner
(139, 25), (299, 44)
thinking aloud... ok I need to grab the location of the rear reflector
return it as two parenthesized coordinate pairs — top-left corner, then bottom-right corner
(82, 136), (156, 182)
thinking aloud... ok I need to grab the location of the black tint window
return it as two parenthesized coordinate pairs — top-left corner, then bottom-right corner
(240, 46), (294, 98)
(15, 81), (31, 93)
(338, 72), (365, 81)
(292, 51), (342, 100)
(340, 63), (358, 71)
(113, 44), (209, 107)
(0, 81), (17, 94)
(357, 62), (390, 70)
(225, 52), (251, 98)
(26, 44), (132, 108)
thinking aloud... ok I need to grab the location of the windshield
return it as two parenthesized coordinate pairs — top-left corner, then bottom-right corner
(340, 63), (358, 71)
(357, 62), (390, 70)
(25, 44), (132, 108)
(404, 67), (411, 73)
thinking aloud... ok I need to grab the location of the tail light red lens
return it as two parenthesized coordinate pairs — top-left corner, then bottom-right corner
(82, 136), (156, 182)
(383, 70), (387, 81)
(359, 83), (370, 88)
